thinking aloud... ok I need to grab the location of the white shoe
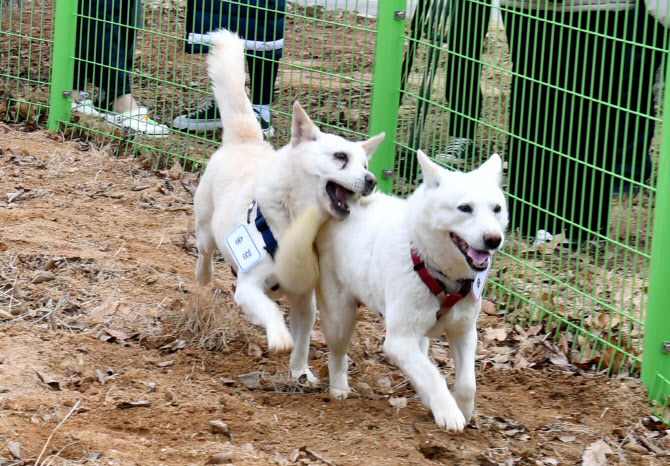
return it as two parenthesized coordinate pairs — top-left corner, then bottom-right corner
(532, 229), (554, 247)
(435, 137), (476, 166)
(71, 97), (99, 116)
(105, 107), (170, 138)
(533, 229), (581, 250)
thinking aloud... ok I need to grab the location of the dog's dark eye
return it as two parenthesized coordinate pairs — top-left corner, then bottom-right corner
(458, 204), (472, 213)
(334, 152), (348, 163)
(493, 205), (502, 213)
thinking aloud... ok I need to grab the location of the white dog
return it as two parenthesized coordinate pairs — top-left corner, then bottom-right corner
(276, 151), (508, 431)
(193, 30), (384, 382)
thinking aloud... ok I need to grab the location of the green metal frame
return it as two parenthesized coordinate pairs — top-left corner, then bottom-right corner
(46, 0), (77, 131)
(641, 50), (670, 421)
(368, 0), (406, 193)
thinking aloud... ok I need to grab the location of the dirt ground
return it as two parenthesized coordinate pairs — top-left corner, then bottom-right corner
(1, 125), (669, 465)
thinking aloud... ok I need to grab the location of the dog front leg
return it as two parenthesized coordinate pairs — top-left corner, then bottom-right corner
(444, 324), (477, 423)
(286, 291), (319, 385)
(384, 331), (466, 432)
(235, 280), (293, 353)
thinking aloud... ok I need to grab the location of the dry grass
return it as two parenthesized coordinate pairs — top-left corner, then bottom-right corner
(167, 286), (261, 352)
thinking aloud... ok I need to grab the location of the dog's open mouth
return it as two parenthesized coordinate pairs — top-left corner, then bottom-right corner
(326, 181), (354, 218)
(450, 232), (490, 271)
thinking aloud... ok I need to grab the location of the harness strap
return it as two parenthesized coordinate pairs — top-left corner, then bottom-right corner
(254, 204), (278, 259)
(238, 199), (280, 292)
(410, 247), (472, 319)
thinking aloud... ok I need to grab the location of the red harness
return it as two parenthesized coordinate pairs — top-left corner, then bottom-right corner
(411, 248), (472, 320)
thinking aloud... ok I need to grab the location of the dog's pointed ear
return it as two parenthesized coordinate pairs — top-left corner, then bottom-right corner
(477, 153), (503, 185)
(291, 102), (320, 147)
(360, 132), (385, 161)
(417, 149), (441, 189)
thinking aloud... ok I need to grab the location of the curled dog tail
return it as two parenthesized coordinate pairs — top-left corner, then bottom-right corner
(207, 29), (263, 145)
(276, 205), (324, 296)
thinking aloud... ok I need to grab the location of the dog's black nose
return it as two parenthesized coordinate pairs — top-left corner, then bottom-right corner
(363, 173), (377, 196)
(483, 234), (502, 250)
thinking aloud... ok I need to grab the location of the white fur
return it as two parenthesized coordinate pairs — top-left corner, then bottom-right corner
(193, 30), (384, 383)
(277, 151), (508, 431)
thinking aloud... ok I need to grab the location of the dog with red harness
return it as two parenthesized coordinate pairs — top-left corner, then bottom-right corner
(276, 150), (508, 432)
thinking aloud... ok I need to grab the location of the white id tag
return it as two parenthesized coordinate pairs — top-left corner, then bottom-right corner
(471, 260), (492, 301)
(225, 224), (265, 272)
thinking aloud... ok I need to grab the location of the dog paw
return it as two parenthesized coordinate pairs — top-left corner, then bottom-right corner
(432, 406), (467, 432)
(453, 386), (475, 422)
(267, 329), (294, 353)
(455, 398), (474, 423)
(291, 368), (320, 387)
(329, 385), (350, 400)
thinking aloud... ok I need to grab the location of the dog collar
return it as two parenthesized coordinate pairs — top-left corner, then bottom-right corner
(410, 247), (472, 319)
(247, 200), (278, 259)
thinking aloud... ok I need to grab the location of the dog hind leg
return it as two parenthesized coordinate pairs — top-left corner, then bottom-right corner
(318, 280), (358, 399)
(194, 202), (216, 285)
(235, 279), (294, 352)
(286, 291), (319, 385)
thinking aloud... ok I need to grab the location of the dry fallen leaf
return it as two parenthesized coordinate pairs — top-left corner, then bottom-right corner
(595, 312), (621, 331)
(7, 440), (21, 459)
(206, 452), (233, 464)
(514, 354), (531, 369)
(430, 345), (449, 364)
(237, 371), (261, 389)
(89, 300), (120, 318)
(31, 272), (55, 284)
(310, 329), (327, 347)
(389, 396), (408, 409)
(582, 439), (613, 466)
(102, 328), (130, 341)
(209, 419), (233, 440)
(549, 352), (569, 367)
(247, 342), (263, 358)
(117, 400), (151, 409)
(35, 370), (60, 391)
(160, 339), (186, 353)
(623, 437), (648, 454)
(273, 452), (290, 466)
(484, 327), (509, 341)
(301, 447), (336, 466)
(89, 300), (133, 321)
(376, 376), (392, 394)
(481, 299), (499, 316)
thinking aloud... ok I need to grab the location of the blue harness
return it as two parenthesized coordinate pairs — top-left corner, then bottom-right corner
(247, 199), (278, 258)
(232, 199), (280, 292)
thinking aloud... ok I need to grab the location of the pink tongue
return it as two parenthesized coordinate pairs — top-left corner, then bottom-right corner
(467, 247), (490, 266)
(335, 185), (348, 203)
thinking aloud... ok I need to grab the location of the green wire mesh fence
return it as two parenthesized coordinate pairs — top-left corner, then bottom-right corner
(1, 0), (668, 419)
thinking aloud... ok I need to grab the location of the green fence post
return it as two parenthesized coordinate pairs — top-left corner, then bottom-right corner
(46, 0), (78, 131)
(368, 0), (406, 194)
(641, 59), (670, 419)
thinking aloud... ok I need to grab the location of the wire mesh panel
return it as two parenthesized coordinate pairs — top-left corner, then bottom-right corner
(1, 0), (380, 168)
(0, 0), (55, 125)
(396, 0), (670, 383)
